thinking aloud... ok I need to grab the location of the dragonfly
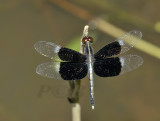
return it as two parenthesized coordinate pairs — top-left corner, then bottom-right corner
(34, 30), (143, 109)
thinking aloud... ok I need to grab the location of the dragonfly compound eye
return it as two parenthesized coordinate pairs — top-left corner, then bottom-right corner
(82, 36), (93, 44)
(88, 36), (93, 43)
(82, 37), (88, 44)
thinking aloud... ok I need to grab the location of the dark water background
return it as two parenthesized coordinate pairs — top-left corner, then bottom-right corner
(0, 0), (160, 121)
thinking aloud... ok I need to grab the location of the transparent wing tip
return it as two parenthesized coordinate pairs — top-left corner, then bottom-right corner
(120, 54), (143, 75)
(34, 41), (45, 54)
(36, 64), (44, 76)
(136, 55), (143, 65)
(35, 63), (55, 78)
(34, 41), (43, 49)
(130, 30), (143, 39)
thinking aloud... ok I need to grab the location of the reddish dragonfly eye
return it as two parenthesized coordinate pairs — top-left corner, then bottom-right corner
(82, 36), (93, 44)
(88, 36), (93, 43)
(82, 37), (88, 44)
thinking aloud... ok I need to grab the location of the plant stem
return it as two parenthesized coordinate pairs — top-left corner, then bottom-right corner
(67, 25), (89, 121)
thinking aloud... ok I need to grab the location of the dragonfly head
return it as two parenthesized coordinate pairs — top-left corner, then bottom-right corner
(82, 36), (93, 44)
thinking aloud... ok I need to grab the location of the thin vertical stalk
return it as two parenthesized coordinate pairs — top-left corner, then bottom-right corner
(68, 25), (89, 121)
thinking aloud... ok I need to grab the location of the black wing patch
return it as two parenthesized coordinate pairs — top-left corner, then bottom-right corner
(59, 62), (88, 80)
(93, 57), (121, 77)
(58, 47), (86, 62)
(94, 31), (142, 60)
(94, 42), (121, 60)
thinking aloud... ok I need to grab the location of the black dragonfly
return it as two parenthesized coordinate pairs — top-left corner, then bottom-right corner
(34, 30), (143, 109)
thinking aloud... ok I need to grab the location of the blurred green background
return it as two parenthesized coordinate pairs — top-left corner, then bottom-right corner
(0, 0), (160, 121)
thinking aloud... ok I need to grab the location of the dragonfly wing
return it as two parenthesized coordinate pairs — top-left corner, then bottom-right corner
(119, 54), (143, 75)
(93, 54), (143, 77)
(94, 31), (142, 59)
(58, 47), (86, 62)
(34, 41), (61, 59)
(34, 41), (86, 62)
(36, 62), (88, 80)
(117, 30), (142, 54)
(93, 57), (121, 77)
